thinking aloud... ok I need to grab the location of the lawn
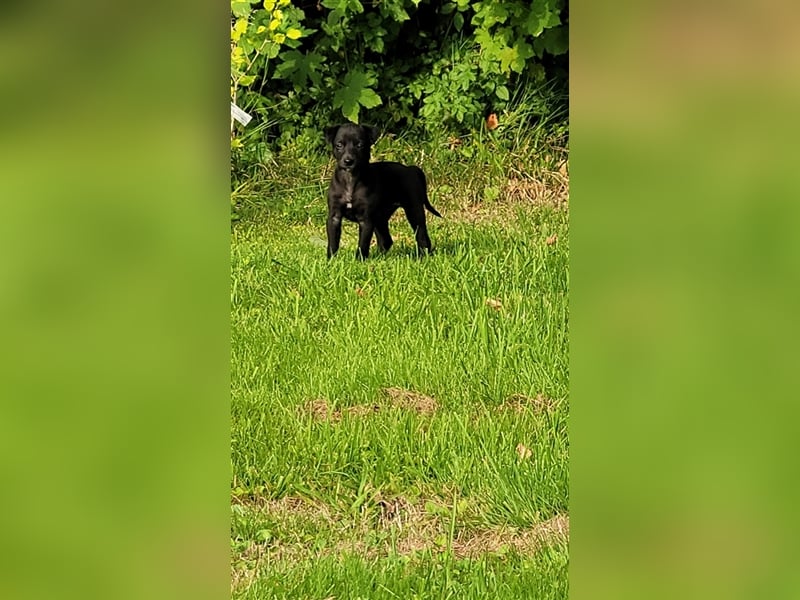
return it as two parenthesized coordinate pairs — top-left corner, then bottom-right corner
(231, 133), (569, 598)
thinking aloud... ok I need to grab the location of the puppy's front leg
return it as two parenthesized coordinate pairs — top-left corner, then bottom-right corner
(326, 213), (343, 259)
(356, 220), (374, 260)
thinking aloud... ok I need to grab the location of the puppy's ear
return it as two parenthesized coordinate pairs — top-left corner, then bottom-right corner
(324, 125), (339, 145)
(366, 126), (380, 145)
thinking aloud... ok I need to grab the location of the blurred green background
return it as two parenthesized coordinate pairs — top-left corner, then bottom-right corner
(2, 0), (799, 598)
(571, 0), (800, 598)
(0, 3), (229, 600)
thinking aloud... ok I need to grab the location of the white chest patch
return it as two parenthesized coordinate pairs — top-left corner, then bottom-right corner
(341, 176), (355, 212)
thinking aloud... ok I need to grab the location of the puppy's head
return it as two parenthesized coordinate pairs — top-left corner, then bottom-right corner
(325, 123), (379, 172)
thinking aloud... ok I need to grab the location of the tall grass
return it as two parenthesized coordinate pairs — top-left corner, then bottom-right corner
(231, 112), (569, 598)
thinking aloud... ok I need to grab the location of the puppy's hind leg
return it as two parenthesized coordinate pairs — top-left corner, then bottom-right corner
(374, 221), (394, 253)
(405, 206), (432, 255)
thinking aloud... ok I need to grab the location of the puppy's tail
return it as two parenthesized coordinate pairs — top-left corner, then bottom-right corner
(425, 199), (443, 218)
(415, 167), (443, 218)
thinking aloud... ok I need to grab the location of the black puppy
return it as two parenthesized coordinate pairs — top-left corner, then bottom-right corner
(324, 123), (441, 259)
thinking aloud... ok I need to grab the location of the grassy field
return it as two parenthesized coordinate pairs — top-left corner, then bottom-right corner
(231, 129), (569, 598)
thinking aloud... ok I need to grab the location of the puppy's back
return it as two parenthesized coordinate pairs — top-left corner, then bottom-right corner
(369, 161), (424, 194)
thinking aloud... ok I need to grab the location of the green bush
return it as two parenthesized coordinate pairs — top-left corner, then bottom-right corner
(231, 0), (568, 160)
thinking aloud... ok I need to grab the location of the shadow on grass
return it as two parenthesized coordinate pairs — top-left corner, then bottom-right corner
(370, 242), (461, 260)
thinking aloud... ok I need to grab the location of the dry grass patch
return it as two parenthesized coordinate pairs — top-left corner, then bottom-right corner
(451, 163), (569, 223)
(503, 172), (568, 210)
(231, 496), (345, 592)
(232, 494), (329, 516)
(452, 514), (569, 558)
(232, 494), (568, 591)
(301, 389), (438, 423)
(233, 494), (568, 558)
(382, 387), (439, 415)
(303, 398), (338, 422)
(501, 393), (560, 415)
(301, 398), (381, 422)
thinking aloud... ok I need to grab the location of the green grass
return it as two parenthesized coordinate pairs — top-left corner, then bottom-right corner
(231, 129), (569, 597)
(236, 549), (568, 600)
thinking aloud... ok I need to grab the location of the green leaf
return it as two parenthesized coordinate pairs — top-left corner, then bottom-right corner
(523, 8), (547, 37)
(239, 75), (256, 86)
(511, 41), (534, 73)
(381, 0), (409, 23)
(327, 8), (344, 26)
(342, 102), (359, 123)
(359, 88), (382, 109)
(530, 63), (546, 82)
(495, 85), (509, 101)
(425, 501), (447, 516)
(474, 28), (499, 54)
(266, 41), (281, 59)
(255, 529), (273, 543)
(522, 0), (561, 37)
(453, 12), (464, 31)
(233, 17), (248, 37)
(497, 45), (518, 74)
(239, 36), (256, 55)
(274, 50), (325, 88)
(334, 82), (363, 123)
(473, 1), (508, 28)
(440, 3), (456, 15)
(541, 25), (568, 55)
(231, 1), (251, 18)
(333, 70), (382, 123)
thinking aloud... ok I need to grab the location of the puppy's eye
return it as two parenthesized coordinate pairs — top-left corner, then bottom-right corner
(356, 142), (363, 149)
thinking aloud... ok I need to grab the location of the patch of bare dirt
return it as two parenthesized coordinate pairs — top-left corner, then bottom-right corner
(391, 504), (446, 555)
(382, 387), (439, 416)
(501, 393), (560, 415)
(301, 389), (438, 423)
(300, 398), (380, 423)
(232, 493), (568, 591)
(345, 404), (382, 417)
(345, 505), (569, 559)
(303, 398), (338, 422)
(232, 495), (329, 516)
(233, 494), (567, 557)
(452, 514), (569, 558)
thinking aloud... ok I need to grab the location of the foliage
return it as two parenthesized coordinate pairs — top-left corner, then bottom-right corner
(230, 0), (568, 162)
(230, 0), (307, 153)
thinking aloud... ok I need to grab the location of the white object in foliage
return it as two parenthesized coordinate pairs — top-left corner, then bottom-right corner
(231, 103), (252, 126)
